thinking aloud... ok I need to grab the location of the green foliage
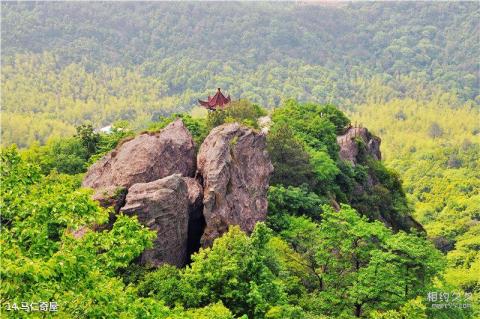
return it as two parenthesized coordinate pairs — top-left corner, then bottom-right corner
(315, 104), (351, 135)
(369, 297), (427, 319)
(2, 2), (478, 147)
(267, 185), (327, 231)
(137, 224), (288, 318)
(278, 205), (444, 318)
(182, 302), (234, 319)
(206, 99), (266, 130)
(352, 99), (480, 317)
(183, 224), (285, 318)
(272, 100), (339, 159)
(137, 264), (182, 307)
(1, 3), (478, 316)
(345, 158), (413, 231)
(1, 147), (161, 317)
(75, 124), (100, 158)
(267, 124), (317, 189)
(21, 138), (88, 175)
(308, 148), (339, 188)
(269, 101), (413, 232)
(2, 105), (474, 317)
(268, 101), (345, 198)
(428, 122), (444, 139)
(18, 121), (134, 175)
(0, 146), (242, 318)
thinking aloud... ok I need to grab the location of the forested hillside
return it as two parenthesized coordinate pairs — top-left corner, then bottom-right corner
(1, 2), (479, 146)
(3, 102), (471, 318)
(351, 100), (480, 300)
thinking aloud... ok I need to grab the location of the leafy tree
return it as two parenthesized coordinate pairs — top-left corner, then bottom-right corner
(75, 124), (100, 158)
(21, 138), (88, 175)
(1, 147), (157, 317)
(2, 2), (478, 147)
(137, 264), (183, 307)
(428, 122), (444, 139)
(0, 146), (240, 318)
(267, 185), (327, 232)
(180, 224), (286, 318)
(369, 297), (427, 319)
(272, 100), (339, 159)
(278, 205), (444, 318)
(267, 124), (317, 188)
(136, 224), (294, 318)
(352, 100), (479, 316)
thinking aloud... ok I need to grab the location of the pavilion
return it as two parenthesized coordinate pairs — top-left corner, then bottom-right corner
(198, 88), (231, 111)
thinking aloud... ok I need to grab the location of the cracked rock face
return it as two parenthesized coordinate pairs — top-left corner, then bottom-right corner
(197, 123), (273, 247)
(337, 127), (381, 165)
(82, 119), (196, 190)
(120, 174), (189, 267)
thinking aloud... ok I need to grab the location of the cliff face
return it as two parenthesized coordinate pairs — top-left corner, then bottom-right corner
(82, 120), (273, 267)
(197, 123), (273, 247)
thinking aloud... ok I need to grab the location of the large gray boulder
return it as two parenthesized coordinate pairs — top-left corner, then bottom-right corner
(197, 123), (273, 247)
(83, 119), (196, 191)
(120, 174), (189, 267)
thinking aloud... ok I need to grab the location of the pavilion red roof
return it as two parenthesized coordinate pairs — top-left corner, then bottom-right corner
(198, 88), (231, 110)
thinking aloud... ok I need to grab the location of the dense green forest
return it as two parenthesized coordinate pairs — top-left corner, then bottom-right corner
(1, 2), (479, 147)
(352, 100), (480, 301)
(1, 2), (479, 318)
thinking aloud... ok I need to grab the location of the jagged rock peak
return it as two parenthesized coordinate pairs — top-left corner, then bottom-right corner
(197, 123), (273, 247)
(337, 126), (381, 165)
(120, 174), (189, 267)
(82, 119), (196, 190)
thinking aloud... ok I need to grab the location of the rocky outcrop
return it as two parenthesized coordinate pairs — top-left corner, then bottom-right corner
(337, 127), (381, 165)
(80, 119), (197, 267)
(82, 119), (196, 190)
(82, 119), (273, 266)
(120, 174), (189, 267)
(197, 123), (273, 247)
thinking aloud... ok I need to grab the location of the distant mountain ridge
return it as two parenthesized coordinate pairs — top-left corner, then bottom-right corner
(1, 2), (478, 146)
